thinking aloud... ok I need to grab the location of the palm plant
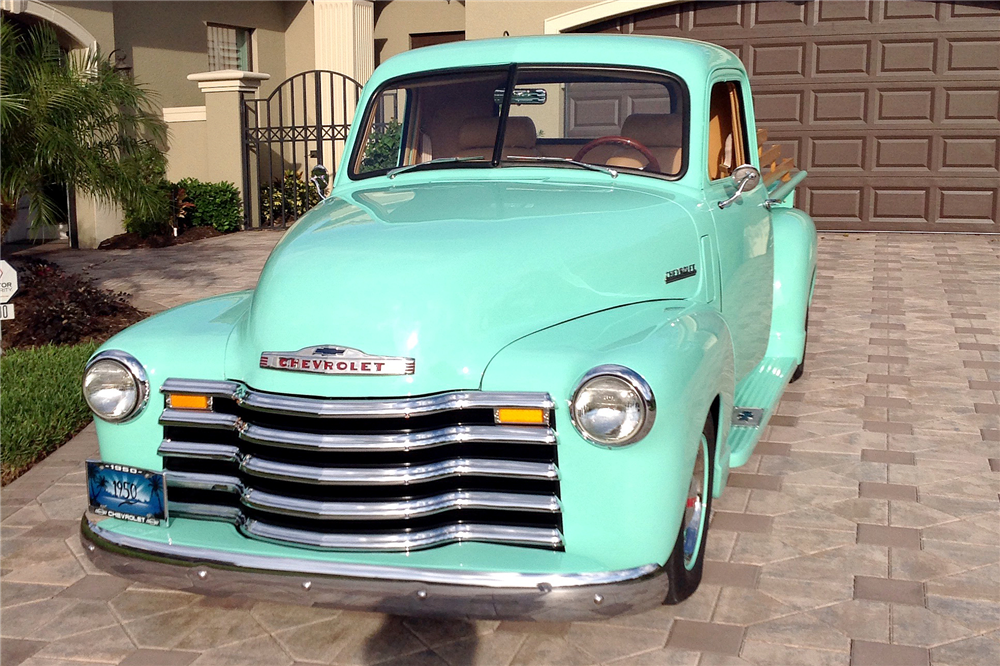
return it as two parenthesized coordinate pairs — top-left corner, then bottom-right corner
(0, 17), (168, 237)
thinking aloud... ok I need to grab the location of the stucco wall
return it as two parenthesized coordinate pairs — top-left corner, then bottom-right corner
(465, 0), (587, 39)
(374, 0), (466, 64)
(283, 0), (316, 79)
(48, 1), (114, 50)
(164, 119), (209, 183)
(110, 1), (288, 108)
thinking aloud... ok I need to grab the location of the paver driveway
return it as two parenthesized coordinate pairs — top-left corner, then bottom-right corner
(2, 232), (998, 666)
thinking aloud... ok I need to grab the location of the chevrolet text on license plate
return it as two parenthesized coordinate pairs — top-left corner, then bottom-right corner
(87, 461), (167, 525)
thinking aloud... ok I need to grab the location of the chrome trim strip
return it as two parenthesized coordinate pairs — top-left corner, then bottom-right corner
(160, 409), (239, 430)
(168, 470), (242, 494)
(159, 378), (554, 419)
(242, 488), (561, 520)
(243, 518), (563, 550)
(169, 501), (243, 522)
(85, 350), (150, 424)
(239, 456), (560, 485)
(158, 441), (241, 462)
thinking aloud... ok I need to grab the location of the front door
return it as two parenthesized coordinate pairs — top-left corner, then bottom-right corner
(706, 76), (773, 381)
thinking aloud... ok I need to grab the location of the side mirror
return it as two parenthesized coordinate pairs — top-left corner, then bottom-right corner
(310, 164), (330, 199)
(718, 164), (761, 209)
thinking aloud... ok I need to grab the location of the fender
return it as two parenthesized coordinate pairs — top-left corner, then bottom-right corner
(87, 291), (254, 472)
(766, 207), (818, 362)
(481, 300), (735, 570)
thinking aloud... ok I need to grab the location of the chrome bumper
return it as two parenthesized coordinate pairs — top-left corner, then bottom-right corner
(81, 516), (670, 621)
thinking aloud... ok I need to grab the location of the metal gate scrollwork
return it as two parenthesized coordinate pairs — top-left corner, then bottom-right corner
(242, 70), (362, 229)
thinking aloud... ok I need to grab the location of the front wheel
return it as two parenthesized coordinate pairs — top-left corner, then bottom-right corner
(663, 414), (716, 605)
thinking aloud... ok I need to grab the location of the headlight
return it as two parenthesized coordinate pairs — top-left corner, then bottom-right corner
(82, 351), (149, 423)
(570, 365), (655, 447)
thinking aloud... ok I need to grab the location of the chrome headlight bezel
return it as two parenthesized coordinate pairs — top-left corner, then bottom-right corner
(569, 364), (656, 447)
(82, 350), (149, 423)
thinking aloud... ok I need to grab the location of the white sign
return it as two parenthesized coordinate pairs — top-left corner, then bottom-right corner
(0, 303), (14, 320)
(0, 260), (18, 304)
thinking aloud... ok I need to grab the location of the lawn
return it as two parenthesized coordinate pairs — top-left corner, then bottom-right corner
(1, 341), (99, 484)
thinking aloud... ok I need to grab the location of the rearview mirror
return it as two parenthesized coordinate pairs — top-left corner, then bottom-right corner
(310, 164), (330, 199)
(718, 164), (761, 209)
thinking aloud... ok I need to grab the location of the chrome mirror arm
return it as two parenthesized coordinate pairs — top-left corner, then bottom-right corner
(718, 164), (761, 209)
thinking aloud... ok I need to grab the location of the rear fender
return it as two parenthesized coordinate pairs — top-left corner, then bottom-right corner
(766, 207), (817, 363)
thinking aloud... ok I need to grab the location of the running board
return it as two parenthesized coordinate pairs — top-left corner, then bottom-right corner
(727, 357), (798, 468)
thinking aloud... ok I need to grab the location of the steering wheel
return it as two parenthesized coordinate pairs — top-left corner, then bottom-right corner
(573, 136), (661, 173)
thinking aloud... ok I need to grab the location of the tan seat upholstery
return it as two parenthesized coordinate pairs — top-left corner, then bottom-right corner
(454, 116), (538, 159)
(605, 113), (683, 174)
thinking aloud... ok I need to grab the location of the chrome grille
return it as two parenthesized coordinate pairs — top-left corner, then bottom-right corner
(157, 379), (562, 552)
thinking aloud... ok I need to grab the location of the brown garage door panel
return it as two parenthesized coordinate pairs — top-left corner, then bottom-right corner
(583, 1), (1000, 231)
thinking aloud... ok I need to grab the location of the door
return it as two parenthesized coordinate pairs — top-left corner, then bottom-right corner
(706, 77), (773, 381)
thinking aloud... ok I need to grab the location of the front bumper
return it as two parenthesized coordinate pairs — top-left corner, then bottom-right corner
(81, 515), (669, 621)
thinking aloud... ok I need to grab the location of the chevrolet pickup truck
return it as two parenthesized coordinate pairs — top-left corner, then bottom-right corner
(81, 34), (816, 621)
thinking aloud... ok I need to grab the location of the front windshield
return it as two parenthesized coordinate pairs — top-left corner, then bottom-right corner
(350, 66), (686, 179)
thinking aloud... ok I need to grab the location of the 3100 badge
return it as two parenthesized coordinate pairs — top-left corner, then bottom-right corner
(86, 461), (167, 525)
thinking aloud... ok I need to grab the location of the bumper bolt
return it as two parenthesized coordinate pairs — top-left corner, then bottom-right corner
(197, 569), (208, 579)
(302, 581), (312, 591)
(593, 594), (604, 605)
(537, 582), (552, 593)
(416, 590), (428, 600)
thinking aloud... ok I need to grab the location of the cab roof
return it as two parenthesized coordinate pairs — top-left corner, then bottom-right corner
(369, 34), (744, 88)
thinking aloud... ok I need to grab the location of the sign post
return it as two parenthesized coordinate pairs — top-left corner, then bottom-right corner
(0, 260), (19, 320)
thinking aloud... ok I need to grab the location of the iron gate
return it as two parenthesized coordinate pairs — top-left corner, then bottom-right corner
(242, 70), (362, 229)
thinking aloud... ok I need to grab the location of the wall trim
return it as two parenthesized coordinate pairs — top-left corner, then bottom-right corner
(162, 106), (207, 123)
(544, 0), (687, 34)
(1, 0), (98, 50)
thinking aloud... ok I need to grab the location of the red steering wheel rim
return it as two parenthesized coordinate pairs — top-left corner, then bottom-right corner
(573, 135), (661, 173)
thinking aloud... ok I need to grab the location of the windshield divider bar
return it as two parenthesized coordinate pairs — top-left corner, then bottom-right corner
(493, 65), (518, 167)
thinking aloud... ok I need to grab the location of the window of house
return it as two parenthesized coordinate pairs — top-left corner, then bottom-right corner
(708, 81), (748, 180)
(207, 24), (253, 71)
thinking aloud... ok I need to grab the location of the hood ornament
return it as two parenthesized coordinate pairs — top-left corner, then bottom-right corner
(260, 346), (415, 376)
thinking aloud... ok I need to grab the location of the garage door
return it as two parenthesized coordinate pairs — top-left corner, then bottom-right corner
(579, 0), (1000, 232)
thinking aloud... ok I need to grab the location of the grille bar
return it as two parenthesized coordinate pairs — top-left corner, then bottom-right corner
(160, 379), (555, 419)
(159, 441), (559, 485)
(167, 470), (561, 519)
(168, 500), (563, 550)
(160, 410), (556, 452)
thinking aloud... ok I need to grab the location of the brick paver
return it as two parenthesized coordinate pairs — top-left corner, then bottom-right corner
(2, 232), (998, 665)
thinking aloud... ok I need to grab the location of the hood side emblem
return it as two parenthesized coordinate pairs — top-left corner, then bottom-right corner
(664, 264), (696, 285)
(260, 346), (415, 376)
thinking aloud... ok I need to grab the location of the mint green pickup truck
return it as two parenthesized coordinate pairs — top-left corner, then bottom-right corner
(81, 34), (816, 621)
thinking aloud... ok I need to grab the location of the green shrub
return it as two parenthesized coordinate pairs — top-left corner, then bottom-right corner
(361, 120), (403, 172)
(176, 178), (242, 233)
(260, 170), (320, 225)
(1, 341), (100, 484)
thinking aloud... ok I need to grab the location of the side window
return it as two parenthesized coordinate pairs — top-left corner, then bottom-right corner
(207, 24), (253, 72)
(708, 81), (748, 180)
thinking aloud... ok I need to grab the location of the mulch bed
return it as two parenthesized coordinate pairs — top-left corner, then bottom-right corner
(97, 225), (223, 250)
(1, 257), (147, 350)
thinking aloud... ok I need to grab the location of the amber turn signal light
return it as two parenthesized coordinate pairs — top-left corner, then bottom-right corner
(168, 394), (211, 410)
(495, 407), (547, 425)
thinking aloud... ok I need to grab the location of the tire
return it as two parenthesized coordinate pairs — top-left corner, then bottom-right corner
(790, 309), (809, 383)
(663, 414), (716, 605)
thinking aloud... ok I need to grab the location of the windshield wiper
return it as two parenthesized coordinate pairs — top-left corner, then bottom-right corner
(504, 155), (618, 178)
(387, 156), (487, 179)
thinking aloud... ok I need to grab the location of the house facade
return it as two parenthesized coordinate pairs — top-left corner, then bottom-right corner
(3, 0), (998, 246)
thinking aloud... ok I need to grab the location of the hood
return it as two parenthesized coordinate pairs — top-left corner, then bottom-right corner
(226, 177), (702, 397)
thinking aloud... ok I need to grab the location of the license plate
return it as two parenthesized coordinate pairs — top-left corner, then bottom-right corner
(87, 461), (167, 526)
